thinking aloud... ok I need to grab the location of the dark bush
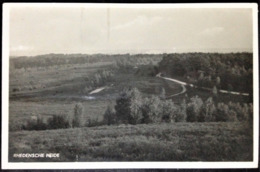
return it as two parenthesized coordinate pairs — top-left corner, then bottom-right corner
(115, 88), (143, 124)
(161, 100), (176, 123)
(103, 105), (116, 125)
(22, 115), (70, 131)
(86, 117), (104, 127)
(47, 115), (70, 129)
(72, 104), (84, 128)
(141, 96), (161, 123)
(213, 103), (238, 122)
(22, 116), (47, 131)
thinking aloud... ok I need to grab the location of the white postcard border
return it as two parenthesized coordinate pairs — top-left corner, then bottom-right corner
(2, 3), (259, 169)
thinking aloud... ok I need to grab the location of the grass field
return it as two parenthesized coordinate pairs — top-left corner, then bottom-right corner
(9, 122), (252, 162)
(9, 62), (113, 97)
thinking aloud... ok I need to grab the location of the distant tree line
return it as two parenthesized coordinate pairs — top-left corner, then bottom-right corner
(103, 87), (253, 125)
(10, 53), (163, 69)
(159, 53), (253, 93)
(10, 54), (107, 69)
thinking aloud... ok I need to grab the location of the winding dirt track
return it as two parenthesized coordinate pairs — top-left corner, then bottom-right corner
(156, 73), (249, 97)
(156, 73), (187, 97)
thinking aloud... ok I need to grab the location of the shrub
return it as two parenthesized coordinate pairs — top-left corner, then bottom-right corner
(213, 103), (238, 122)
(9, 122), (22, 131)
(198, 97), (216, 122)
(12, 87), (20, 92)
(174, 99), (187, 122)
(160, 100), (176, 123)
(115, 88), (143, 124)
(212, 85), (218, 97)
(141, 96), (161, 123)
(187, 105), (197, 122)
(22, 115), (70, 131)
(228, 102), (248, 121)
(22, 116), (47, 131)
(128, 89), (143, 124)
(228, 110), (238, 122)
(103, 105), (116, 125)
(115, 90), (132, 124)
(47, 115), (70, 129)
(247, 103), (253, 123)
(160, 88), (166, 99)
(86, 117), (103, 127)
(72, 104), (84, 128)
(186, 96), (203, 122)
(88, 69), (115, 88)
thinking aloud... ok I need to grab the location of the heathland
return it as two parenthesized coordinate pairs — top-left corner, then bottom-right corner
(9, 52), (253, 162)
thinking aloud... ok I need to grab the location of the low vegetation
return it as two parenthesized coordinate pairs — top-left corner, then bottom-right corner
(21, 103), (103, 131)
(22, 115), (70, 131)
(9, 122), (252, 162)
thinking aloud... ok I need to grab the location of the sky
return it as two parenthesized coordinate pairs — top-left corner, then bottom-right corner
(9, 5), (253, 56)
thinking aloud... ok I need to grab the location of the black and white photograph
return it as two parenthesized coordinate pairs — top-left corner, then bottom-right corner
(2, 3), (259, 169)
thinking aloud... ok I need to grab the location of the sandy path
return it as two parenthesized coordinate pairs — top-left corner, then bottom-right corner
(156, 73), (249, 97)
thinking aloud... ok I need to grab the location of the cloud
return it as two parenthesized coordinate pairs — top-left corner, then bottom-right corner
(10, 45), (34, 52)
(111, 15), (162, 31)
(10, 45), (35, 56)
(199, 27), (224, 36)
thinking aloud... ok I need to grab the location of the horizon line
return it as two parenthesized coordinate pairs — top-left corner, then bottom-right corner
(10, 50), (254, 58)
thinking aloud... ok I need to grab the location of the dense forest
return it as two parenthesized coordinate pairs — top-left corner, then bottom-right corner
(159, 53), (253, 94)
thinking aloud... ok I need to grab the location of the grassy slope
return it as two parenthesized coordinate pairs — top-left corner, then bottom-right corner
(9, 122), (252, 162)
(9, 63), (182, 131)
(9, 62), (113, 98)
(8, 75), (182, 131)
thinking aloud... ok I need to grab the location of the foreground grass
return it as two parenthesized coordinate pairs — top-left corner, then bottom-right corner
(9, 122), (252, 162)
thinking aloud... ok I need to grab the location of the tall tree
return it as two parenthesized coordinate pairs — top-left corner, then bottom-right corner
(115, 88), (143, 124)
(160, 88), (166, 99)
(186, 96), (203, 122)
(212, 86), (218, 97)
(141, 96), (161, 123)
(161, 100), (176, 123)
(72, 104), (84, 127)
(103, 105), (116, 125)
